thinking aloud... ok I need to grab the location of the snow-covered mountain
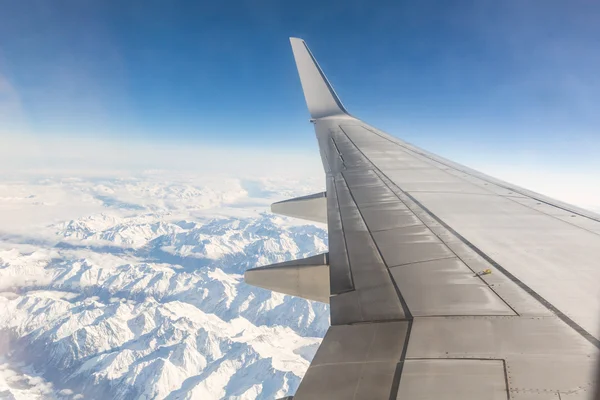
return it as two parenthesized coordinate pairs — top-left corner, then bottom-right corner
(0, 173), (328, 399)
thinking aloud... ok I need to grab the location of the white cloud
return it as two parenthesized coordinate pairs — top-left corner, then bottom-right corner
(0, 74), (27, 132)
(0, 358), (59, 399)
(2, 131), (599, 214)
(0, 133), (323, 180)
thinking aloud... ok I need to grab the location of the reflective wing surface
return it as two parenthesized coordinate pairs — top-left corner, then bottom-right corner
(246, 38), (600, 399)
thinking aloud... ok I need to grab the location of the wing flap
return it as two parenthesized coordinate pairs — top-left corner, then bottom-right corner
(293, 321), (409, 400)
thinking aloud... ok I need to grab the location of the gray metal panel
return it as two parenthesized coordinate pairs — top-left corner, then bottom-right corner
(311, 322), (408, 364)
(294, 322), (408, 400)
(329, 290), (363, 324)
(389, 257), (516, 316)
(294, 363), (368, 399)
(334, 174), (355, 209)
(342, 169), (383, 188)
(410, 191), (600, 340)
(509, 395), (559, 399)
(372, 227), (453, 267)
(397, 359), (508, 400)
(294, 362), (398, 400)
(316, 122), (345, 173)
(331, 134), (369, 168)
(338, 200), (365, 232)
(350, 266), (406, 322)
(340, 225), (405, 324)
(443, 243), (554, 317)
(326, 175), (353, 294)
(359, 201), (409, 212)
(343, 122), (600, 341)
(385, 168), (464, 184)
(331, 180), (406, 323)
(408, 310), (596, 358)
(377, 225), (442, 243)
(506, 355), (598, 399)
(350, 184), (398, 205)
(442, 243), (555, 317)
(399, 181), (496, 195)
(406, 316), (599, 398)
(378, 241), (453, 268)
(510, 196), (594, 217)
(313, 146), (408, 324)
(360, 208), (421, 232)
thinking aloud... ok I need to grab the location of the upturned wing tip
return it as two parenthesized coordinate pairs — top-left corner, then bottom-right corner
(288, 37), (349, 119)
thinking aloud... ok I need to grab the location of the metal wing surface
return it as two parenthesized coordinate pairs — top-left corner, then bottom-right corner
(245, 38), (600, 399)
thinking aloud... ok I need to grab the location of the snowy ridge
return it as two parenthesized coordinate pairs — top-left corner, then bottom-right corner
(0, 174), (329, 399)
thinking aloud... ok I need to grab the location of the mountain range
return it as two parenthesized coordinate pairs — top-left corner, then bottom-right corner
(0, 173), (328, 399)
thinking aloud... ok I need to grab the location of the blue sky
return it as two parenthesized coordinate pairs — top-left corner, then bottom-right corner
(1, 1), (599, 163)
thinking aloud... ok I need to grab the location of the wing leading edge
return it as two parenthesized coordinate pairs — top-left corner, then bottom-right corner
(245, 38), (600, 399)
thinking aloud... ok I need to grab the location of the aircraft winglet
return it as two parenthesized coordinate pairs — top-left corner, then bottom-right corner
(289, 37), (349, 120)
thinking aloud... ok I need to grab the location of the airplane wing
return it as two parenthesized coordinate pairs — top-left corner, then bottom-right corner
(245, 38), (600, 399)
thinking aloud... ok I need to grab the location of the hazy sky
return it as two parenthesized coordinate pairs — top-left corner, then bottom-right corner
(1, 1), (599, 207)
